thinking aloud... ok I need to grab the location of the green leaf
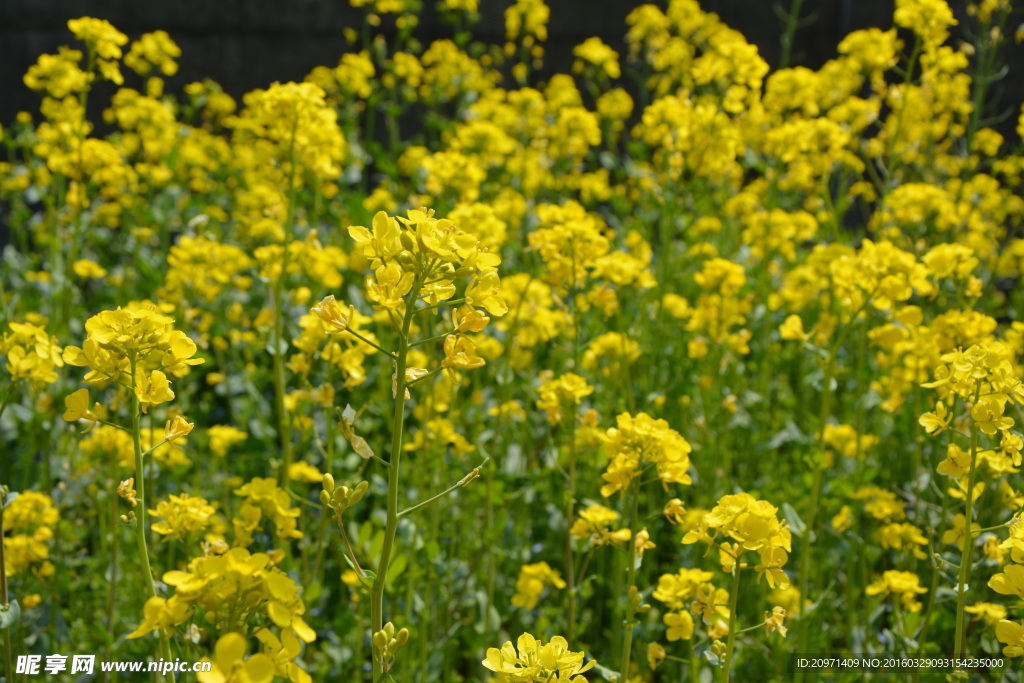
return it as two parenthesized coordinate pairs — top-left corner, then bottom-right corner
(0, 599), (21, 630)
(590, 661), (620, 681)
(782, 503), (806, 536)
(385, 554), (407, 587)
(359, 570), (377, 589)
(2, 491), (18, 509)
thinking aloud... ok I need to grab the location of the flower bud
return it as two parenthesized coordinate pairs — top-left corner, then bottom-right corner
(333, 486), (351, 509)
(400, 231), (416, 251)
(396, 627), (409, 647)
(372, 630), (387, 650)
(453, 267), (475, 279)
(349, 480), (369, 506)
(319, 490), (331, 508)
(397, 252), (416, 269)
(323, 473), (335, 494)
(384, 621), (395, 640)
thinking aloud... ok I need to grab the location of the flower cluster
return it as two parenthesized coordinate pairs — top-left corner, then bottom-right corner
(483, 633), (594, 682)
(600, 412), (693, 497)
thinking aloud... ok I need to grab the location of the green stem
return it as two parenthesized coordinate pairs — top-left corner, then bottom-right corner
(566, 410), (577, 644)
(779, 0), (805, 69)
(0, 381), (16, 423)
(953, 385), (981, 668)
(370, 272), (424, 680)
(1, 487), (14, 683)
(275, 119), (300, 487)
(310, 386), (337, 586)
(272, 283), (293, 488)
(795, 347), (835, 658)
(129, 358), (173, 682)
(720, 565), (743, 683)
(618, 481), (641, 683)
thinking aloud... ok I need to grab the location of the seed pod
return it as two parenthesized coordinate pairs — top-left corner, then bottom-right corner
(323, 473), (335, 493)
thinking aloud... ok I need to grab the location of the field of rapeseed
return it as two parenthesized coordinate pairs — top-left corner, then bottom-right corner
(3, 0), (1024, 680)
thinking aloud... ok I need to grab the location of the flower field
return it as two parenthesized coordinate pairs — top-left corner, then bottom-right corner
(4, 0), (1024, 680)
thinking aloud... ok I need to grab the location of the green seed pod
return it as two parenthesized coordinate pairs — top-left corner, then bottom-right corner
(322, 473), (335, 493)
(400, 231), (416, 251)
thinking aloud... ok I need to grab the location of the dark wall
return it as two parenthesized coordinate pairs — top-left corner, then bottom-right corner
(1, 0), (1022, 135)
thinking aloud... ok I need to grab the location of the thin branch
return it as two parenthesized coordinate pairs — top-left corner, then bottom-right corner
(342, 328), (396, 359)
(398, 456), (490, 518)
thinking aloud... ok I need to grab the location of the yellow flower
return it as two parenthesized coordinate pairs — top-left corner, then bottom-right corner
(287, 461), (322, 483)
(165, 415), (194, 442)
(349, 211), (403, 267)
(117, 478), (138, 507)
(465, 271), (508, 316)
(482, 633), (594, 682)
(646, 642), (666, 670)
(511, 562), (566, 610)
(208, 425), (248, 457)
(664, 610), (695, 641)
(653, 568), (715, 611)
(996, 620), (1024, 658)
(73, 259), (107, 279)
(966, 602), (1008, 627)
(764, 606), (788, 637)
(569, 504), (631, 548)
(779, 314), (808, 341)
(866, 570), (928, 612)
(831, 505), (855, 532)
(690, 583), (730, 626)
(990, 563), (1024, 600)
(943, 513), (980, 549)
(936, 443), (971, 478)
(441, 334), (486, 382)
(197, 633), (275, 683)
(310, 295), (355, 333)
(663, 498), (686, 524)
(150, 493), (216, 541)
(919, 401), (951, 434)
(62, 388), (98, 424)
(536, 373), (594, 424)
(66, 16), (126, 55)
(601, 412), (693, 496)
(135, 370), (175, 410)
